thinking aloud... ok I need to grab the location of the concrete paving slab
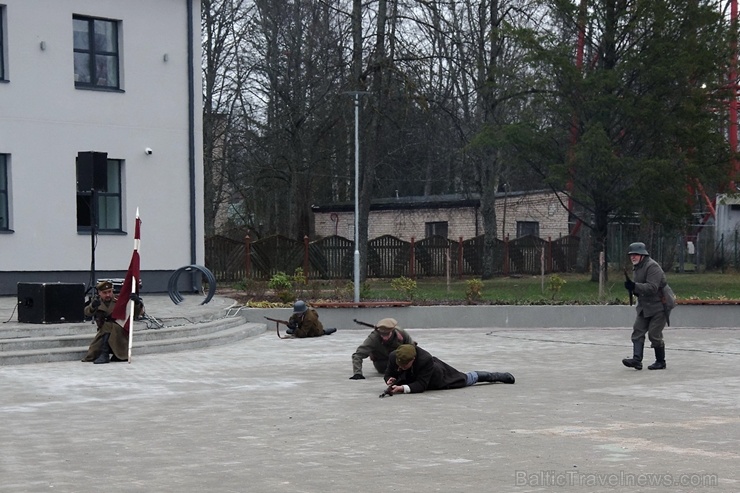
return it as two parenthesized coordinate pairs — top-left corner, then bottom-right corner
(1, 325), (738, 492)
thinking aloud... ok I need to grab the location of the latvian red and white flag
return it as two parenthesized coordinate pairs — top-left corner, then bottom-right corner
(111, 209), (141, 338)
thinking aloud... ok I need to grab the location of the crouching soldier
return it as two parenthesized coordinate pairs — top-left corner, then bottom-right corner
(81, 280), (144, 364)
(349, 318), (414, 380)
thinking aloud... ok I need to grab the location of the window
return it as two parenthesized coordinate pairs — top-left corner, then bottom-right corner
(73, 15), (119, 89)
(1, 5), (6, 81)
(76, 155), (122, 232)
(516, 221), (539, 238)
(425, 221), (448, 238)
(0, 155), (8, 230)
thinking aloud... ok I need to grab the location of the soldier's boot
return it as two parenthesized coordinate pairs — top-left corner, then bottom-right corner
(476, 371), (515, 384)
(648, 346), (666, 370)
(622, 341), (643, 370)
(323, 328), (337, 335)
(93, 333), (111, 365)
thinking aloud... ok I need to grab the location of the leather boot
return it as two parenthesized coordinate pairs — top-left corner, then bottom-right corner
(93, 333), (111, 364)
(476, 371), (515, 384)
(648, 346), (666, 370)
(323, 328), (337, 335)
(622, 341), (643, 370)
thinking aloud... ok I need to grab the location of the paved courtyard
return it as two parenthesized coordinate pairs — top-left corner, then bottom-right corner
(1, 324), (738, 492)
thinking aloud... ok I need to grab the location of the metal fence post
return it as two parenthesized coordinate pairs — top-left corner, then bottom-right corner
(410, 237), (416, 279)
(504, 235), (510, 276)
(458, 236), (464, 279)
(303, 235), (310, 281)
(245, 235), (251, 279)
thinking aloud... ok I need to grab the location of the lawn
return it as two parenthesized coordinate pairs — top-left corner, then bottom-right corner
(229, 270), (740, 306)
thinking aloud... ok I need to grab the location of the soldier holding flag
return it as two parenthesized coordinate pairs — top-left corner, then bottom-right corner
(82, 211), (144, 364)
(81, 280), (144, 364)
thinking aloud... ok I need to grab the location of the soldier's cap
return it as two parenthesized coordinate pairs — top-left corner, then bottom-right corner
(375, 318), (398, 333)
(96, 280), (114, 292)
(395, 344), (417, 365)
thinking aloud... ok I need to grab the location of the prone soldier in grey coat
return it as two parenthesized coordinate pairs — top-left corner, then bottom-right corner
(349, 318), (414, 379)
(622, 242), (675, 370)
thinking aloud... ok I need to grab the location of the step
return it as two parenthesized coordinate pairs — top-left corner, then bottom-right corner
(0, 316), (246, 352)
(0, 312), (226, 339)
(0, 319), (267, 366)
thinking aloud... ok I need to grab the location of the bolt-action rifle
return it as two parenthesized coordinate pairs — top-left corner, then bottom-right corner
(623, 268), (634, 307)
(353, 319), (376, 329)
(265, 316), (292, 339)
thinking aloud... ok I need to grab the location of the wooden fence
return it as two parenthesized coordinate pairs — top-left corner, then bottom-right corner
(205, 234), (580, 282)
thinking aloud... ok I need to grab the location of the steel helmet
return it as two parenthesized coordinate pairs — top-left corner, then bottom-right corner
(292, 300), (308, 314)
(627, 242), (650, 256)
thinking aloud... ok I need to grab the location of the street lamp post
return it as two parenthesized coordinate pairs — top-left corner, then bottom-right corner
(346, 91), (368, 303)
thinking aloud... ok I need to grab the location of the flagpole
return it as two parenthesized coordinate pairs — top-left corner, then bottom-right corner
(111, 208), (141, 364)
(127, 276), (135, 363)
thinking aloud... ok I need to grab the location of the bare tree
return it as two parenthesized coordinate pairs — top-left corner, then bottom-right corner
(202, 0), (253, 237)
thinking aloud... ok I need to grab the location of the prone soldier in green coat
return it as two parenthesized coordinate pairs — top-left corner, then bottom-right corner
(287, 300), (336, 337)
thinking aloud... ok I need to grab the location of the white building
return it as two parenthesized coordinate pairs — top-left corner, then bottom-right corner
(0, 0), (204, 295)
(715, 193), (740, 243)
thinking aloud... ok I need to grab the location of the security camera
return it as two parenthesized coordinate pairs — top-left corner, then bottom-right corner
(145, 148), (153, 155)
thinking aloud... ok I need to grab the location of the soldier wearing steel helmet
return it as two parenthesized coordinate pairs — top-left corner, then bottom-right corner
(286, 300), (337, 338)
(349, 318), (415, 380)
(622, 242), (675, 371)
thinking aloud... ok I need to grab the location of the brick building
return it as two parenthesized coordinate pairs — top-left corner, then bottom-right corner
(311, 190), (569, 241)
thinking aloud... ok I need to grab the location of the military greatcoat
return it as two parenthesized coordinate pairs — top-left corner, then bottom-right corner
(288, 308), (324, 338)
(385, 346), (467, 393)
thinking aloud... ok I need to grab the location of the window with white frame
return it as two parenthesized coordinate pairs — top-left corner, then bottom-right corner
(0, 154), (9, 230)
(76, 156), (122, 232)
(73, 15), (120, 89)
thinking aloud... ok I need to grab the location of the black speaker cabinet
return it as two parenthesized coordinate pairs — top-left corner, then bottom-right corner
(17, 283), (85, 324)
(76, 151), (109, 191)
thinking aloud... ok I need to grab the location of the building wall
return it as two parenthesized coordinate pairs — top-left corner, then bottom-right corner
(500, 190), (569, 240)
(715, 193), (740, 243)
(0, 0), (203, 294)
(313, 191), (569, 241)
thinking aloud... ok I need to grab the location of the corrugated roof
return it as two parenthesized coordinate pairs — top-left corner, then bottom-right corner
(311, 190), (551, 212)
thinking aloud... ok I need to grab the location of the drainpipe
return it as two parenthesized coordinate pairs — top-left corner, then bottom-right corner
(187, 0), (197, 291)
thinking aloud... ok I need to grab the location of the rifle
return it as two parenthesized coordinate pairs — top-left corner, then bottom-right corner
(353, 319), (376, 329)
(379, 385), (394, 398)
(265, 316), (292, 339)
(623, 268), (634, 306)
(659, 287), (671, 327)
